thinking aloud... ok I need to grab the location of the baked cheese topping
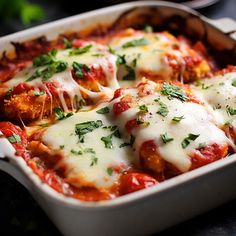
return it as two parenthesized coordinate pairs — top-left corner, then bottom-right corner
(109, 29), (198, 83)
(109, 81), (230, 172)
(5, 42), (119, 110)
(42, 107), (133, 188)
(192, 72), (236, 128)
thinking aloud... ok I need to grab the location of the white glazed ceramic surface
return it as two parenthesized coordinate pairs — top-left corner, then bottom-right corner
(0, 2), (236, 236)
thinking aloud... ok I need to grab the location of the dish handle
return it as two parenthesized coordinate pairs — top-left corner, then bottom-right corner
(0, 135), (31, 190)
(209, 17), (236, 40)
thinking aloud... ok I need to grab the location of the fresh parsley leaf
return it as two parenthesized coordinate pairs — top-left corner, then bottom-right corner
(63, 38), (72, 49)
(102, 126), (117, 131)
(119, 135), (135, 148)
(71, 149), (83, 155)
(108, 46), (116, 54)
(69, 44), (92, 56)
(90, 156), (98, 166)
(101, 135), (113, 149)
(123, 65), (135, 81)
(72, 61), (89, 79)
(53, 107), (73, 120)
(107, 167), (113, 176)
(96, 107), (110, 114)
(172, 115), (184, 123)
(139, 104), (148, 113)
(161, 82), (189, 102)
(84, 148), (96, 154)
(75, 120), (103, 143)
(181, 133), (200, 149)
(7, 134), (21, 143)
(59, 145), (65, 150)
(27, 60), (68, 81)
(39, 123), (49, 127)
(155, 99), (169, 117)
(227, 107), (236, 116)
(5, 88), (13, 97)
(34, 90), (45, 96)
(116, 54), (126, 65)
(33, 49), (58, 67)
(160, 133), (174, 143)
(122, 38), (149, 48)
(232, 79), (236, 87)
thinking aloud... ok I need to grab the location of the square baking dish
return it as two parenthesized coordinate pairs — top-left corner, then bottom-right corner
(0, 1), (236, 236)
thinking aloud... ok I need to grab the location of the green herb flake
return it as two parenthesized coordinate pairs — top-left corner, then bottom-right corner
(75, 120), (103, 143)
(71, 149), (83, 155)
(69, 44), (92, 56)
(108, 46), (116, 54)
(72, 61), (89, 79)
(33, 49), (58, 67)
(59, 145), (65, 150)
(101, 135), (113, 149)
(161, 82), (189, 102)
(232, 79), (236, 87)
(90, 156), (98, 167)
(123, 65), (135, 81)
(96, 107), (110, 114)
(34, 90), (45, 96)
(122, 38), (149, 48)
(63, 38), (72, 49)
(53, 107), (73, 120)
(198, 142), (206, 149)
(139, 104), (148, 113)
(84, 148), (96, 154)
(119, 135), (135, 148)
(7, 134), (21, 143)
(160, 133), (174, 144)
(155, 99), (169, 117)
(116, 54), (126, 66)
(107, 167), (113, 176)
(39, 123), (49, 128)
(227, 107), (236, 116)
(172, 115), (184, 123)
(5, 88), (13, 97)
(181, 133), (200, 149)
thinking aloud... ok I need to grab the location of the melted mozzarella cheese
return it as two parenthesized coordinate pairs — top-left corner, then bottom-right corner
(192, 72), (236, 127)
(109, 31), (186, 82)
(109, 81), (230, 172)
(42, 108), (133, 189)
(5, 42), (119, 111)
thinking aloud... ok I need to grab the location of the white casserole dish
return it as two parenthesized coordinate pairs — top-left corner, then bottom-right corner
(1, 1), (236, 236)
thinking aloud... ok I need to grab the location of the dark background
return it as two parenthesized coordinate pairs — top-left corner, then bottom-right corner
(0, 0), (236, 235)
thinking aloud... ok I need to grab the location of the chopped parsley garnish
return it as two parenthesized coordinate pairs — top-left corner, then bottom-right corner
(139, 104), (148, 113)
(101, 135), (113, 149)
(34, 90), (45, 96)
(161, 82), (189, 102)
(75, 120), (103, 143)
(181, 133), (200, 149)
(69, 44), (92, 56)
(198, 142), (206, 149)
(59, 145), (65, 150)
(92, 53), (104, 57)
(143, 25), (153, 33)
(155, 98), (169, 117)
(227, 107), (236, 116)
(7, 134), (21, 143)
(201, 83), (213, 90)
(160, 133), (174, 143)
(102, 126), (117, 131)
(84, 148), (96, 154)
(232, 79), (236, 87)
(96, 107), (110, 114)
(74, 95), (85, 110)
(90, 156), (98, 166)
(33, 49), (58, 67)
(116, 54), (126, 65)
(172, 115), (184, 123)
(70, 149), (83, 155)
(27, 60), (68, 82)
(107, 167), (113, 176)
(122, 38), (149, 48)
(101, 128), (121, 149)
(108, 45), (116, 54)
(119, 135), (135, 148)
(63, 38), (72, 49)
(53, 107), (73, 120)
(123, 65), (135, 81)
(72, 61), (90, 79)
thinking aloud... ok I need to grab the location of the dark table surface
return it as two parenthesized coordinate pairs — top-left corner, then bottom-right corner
(0, 0), (236, 235)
